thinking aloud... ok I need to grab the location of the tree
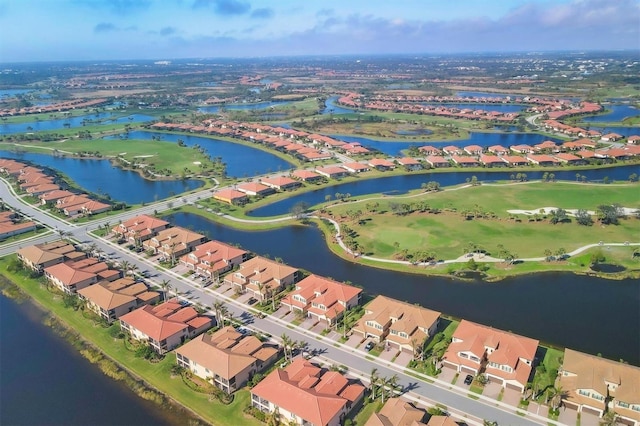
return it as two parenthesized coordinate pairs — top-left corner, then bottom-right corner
(597, 204), (622, 225)
(575, 209), (594, 226)
(600, 410), (620, 426)
(290, 201), (309, 219)
(549, 208), (569, 224)
(212, 300), (229, 327)
(281, 333), (293, 362)
(369, 368), (379, 402)
(160, 280), (172, 301)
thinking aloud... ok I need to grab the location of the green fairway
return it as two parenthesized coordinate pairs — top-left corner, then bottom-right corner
(326, 182), (640, 260)
(0, 138), (221, 178)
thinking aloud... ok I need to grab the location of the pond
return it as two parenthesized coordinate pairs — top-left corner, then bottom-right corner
(0, 113), (156, 135)
(165, 212), (640, 365)
(582, 104), (639, 123)
(104, 131), (294, 178)
(0, 151), (203, 204)
(246, 164), (640, 217)
(322, 96), (358, 115)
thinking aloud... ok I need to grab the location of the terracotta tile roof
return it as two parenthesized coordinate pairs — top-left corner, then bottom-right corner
(44, 262), (96, 286)
(365, 397), (427, 426)
(120, 301), (211, 341)
(292, 169), (321, 180)
(78, 281), (137, 310)
(251, 358), (364, 426)
(560, 349), (640, 419)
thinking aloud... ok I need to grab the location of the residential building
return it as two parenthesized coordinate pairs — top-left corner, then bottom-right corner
(353, 295), (441, 353)
(44, 262), (99, 294)
(441, 320), (539, 392)
(260, 176), (302, 191)
(142, 226), (206, 260)
(213, 189), (248, 205)
(179, 240), (248, 279)
(341, 162), (370, 173)
(0, 211), (36, 239)
(236, 182), (275, 197)
(291, 169), (323, 182)
(112, 214), (170, 245)
(368, 158), (396, 170)
(280, 274), (362, 326)
(365, 397), (427, 426)
(224, 256), (298, 302)
(17, 241), (83, 273)
(78, 278), (160, 322)
(251, 357), (365, 426)
(451, 155), (479, 167)
(119, 300), (212, 354)
(175, 326), (279, 394)
(396, 157), (423, 171)
(316, 166), (349, 179)
(558, 349), (640, 425)
(425, 156), (450, 168)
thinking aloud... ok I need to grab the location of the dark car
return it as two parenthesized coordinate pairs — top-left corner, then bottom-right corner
(364, 341), (375, 351)
(464, 374), (474, 385)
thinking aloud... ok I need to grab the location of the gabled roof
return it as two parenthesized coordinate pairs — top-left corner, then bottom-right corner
(120, 300), (211, 341)
(176, 326), (277, 379)
(251, 358), (364, 426)
(78, 281), (137, 310)
(44, 262), (96, 285)
(365, 397), (427, 426)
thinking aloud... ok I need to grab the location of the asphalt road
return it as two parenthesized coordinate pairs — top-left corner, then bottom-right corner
(0, 178), (559, 426)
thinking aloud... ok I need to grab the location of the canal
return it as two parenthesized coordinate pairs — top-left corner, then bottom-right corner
(164, 212), (640, 366)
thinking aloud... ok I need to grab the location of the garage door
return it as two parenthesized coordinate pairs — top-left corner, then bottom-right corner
(505, 382), (522, 391)
(461, 366), (477, 375)
(582, 406), (602, 416)
(488, 376), (503, 385)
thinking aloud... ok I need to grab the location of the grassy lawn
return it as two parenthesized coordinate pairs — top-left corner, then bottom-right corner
(326, 182), (640, 260)
(0, 255), (261, 426)
(0, 138), (219, 178)
(352, 399), (382, 425)
(532, 346), (564, 399)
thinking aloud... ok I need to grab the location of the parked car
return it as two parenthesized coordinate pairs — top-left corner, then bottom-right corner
(364, 341), (375, 351)
(464, 374), (474, 385)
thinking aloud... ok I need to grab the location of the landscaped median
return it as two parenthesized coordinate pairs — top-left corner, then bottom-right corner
(0, 255), (261, 426)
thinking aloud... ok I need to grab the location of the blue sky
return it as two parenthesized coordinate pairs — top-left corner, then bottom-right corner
(0, 0), (638, 62)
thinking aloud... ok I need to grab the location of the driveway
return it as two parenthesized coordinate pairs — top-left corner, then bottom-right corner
(438, 366), (458, 385)
(273, 305), (290, 318)
(502, 387), (523, 407)
(557, 406), (578, 426)
(483, 381), (502, 399)
(580, 411), (601, 426)
(394, 350), (413, 368)
(300, 317), (317, 330)
(311, 321), (327, 334)
(235, 292), (254, 304)
(345, 334), (364, 349)
(379, 346), (398, 362)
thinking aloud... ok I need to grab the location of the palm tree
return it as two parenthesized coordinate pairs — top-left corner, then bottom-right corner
(281, 333), (293, 362)
(160, 280), (172, 301)
(120, 260), (131, 276)
(369, 368), (379, 402)
(600, 410), (620, 426)
(212, 300), (230, 327)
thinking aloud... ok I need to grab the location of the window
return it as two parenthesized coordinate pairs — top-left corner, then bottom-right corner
(617, 401), (629, 409)
(579, 390), (590, 397)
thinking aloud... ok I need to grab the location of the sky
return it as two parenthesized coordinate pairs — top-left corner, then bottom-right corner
(0, 0), (638, 62)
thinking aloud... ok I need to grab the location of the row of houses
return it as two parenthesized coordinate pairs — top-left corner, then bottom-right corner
(0, 209), (36, 240)
(0, 98), (109, 117)
(364, 100), (520, 122)
(0, 159), (111, 217)
(16, 230), (640, 425)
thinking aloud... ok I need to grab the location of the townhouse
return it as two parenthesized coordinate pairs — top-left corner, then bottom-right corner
(260, 176), (302, 191)
(142, 226), (206, 260)
(353, 295), (441, 354)
(175, 326), (279, 394)
(441, 320), (539, 392)
(119, 300), (212, 354)
(280, 274), (362, 326)
(179, 240), (248, 280)
(0, 211), (36, 240)
(425, 156), (450, 168)
(368, 158), (396, 171)
(236, 182), (275, 197)
(212, 188), (249, 205)
(224, 256), (298, 302)
(17, 241), (84, 273)
(396, 157), (423, 171)
(316, 166), (349, 179)
(78, 277), (160, 322)
(291, 169), (323, 183)
(112, 214), (170, 245)
(558, 349), (640, 425)
(251, 357), (365, 426)
(341, 162), (370, 174)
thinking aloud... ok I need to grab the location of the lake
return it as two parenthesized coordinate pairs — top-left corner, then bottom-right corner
(0, 151), (203, 204)
(323, 96), (358, 115)
(582, 104), (639, 123)
(247, 164), (640, 216)
(165, 212), (640, 365)
(104, 130), (294, 178)
(0, 113), (156, 134)
(0, 294), (178, 426)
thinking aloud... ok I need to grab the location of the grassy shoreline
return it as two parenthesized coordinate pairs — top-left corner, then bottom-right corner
(0, 256), (260, 426)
